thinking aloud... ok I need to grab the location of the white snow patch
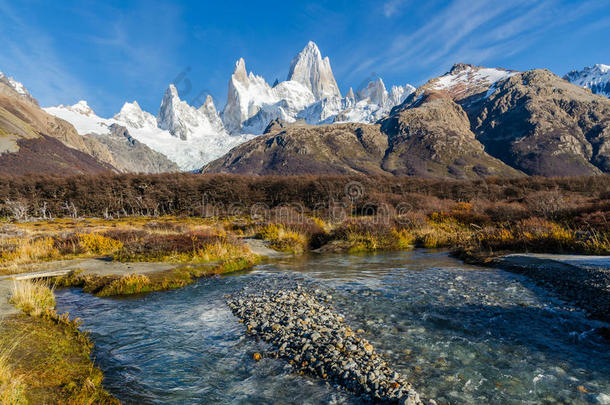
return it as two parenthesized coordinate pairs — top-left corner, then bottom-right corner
(432, 67), (517, 94)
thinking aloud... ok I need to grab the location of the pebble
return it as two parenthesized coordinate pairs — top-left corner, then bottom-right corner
(227, 287), (430, 404)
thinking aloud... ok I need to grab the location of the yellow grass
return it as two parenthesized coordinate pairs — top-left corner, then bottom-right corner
(0, 237), (59, 266)
(257, 224), (308, 253)
(392, 228), (415, 249)
(97, 274), (152, 296)
(10, 280), (55, 317)
(0, 346), (27, 405)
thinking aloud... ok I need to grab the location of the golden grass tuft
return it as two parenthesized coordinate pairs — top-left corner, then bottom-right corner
(77, 233), (123, 255)
(391, 228), (415, 249)
(97, 273), (152, 297)
(0, 315), (119, 404)
(257, 224), (308, 253)
(10, 280), (55, 317)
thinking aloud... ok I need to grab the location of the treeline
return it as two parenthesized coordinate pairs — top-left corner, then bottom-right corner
(0, 173), (609, 220)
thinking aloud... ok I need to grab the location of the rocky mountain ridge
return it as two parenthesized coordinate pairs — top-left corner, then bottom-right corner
(5, 46), (609, 177)
(203, 64), (610, 178)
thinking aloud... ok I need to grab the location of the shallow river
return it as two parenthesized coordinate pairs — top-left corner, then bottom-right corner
(55, 250), (610, 404)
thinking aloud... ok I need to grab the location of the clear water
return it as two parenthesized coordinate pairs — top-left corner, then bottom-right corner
(55, 250), (610, 405)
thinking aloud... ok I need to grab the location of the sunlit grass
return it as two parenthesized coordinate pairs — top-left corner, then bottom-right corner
(10, 280), (56, 317)
(257, 224), (308, 253)
(0, 237), (59, 266)
(0, 344), (27, 405)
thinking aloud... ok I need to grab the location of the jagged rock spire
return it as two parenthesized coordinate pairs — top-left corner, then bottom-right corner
(287, 41), (341, 101)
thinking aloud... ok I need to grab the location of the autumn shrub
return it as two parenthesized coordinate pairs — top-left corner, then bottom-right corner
(483, 201), (528, 222)
(192, 239), (255, 263)
(102, 229), (149, 243)
(525, 190), (566, 219)
(448, 202), (491, 225)
(53, 233), (86, 256)
(331, 216), (394, 240)
(573, 210), (610, 232)
(77, 233), (123, 255)
(414, 213), (473, 248)
(391, 228), (415, 249)
(143, 221), (187, 233)
(114, 231), (246, 263)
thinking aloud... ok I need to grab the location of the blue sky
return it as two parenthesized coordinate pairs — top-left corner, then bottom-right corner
(1, 0), (609, 117)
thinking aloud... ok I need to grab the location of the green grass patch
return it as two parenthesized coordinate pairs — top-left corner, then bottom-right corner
(55, 253), (262, 297)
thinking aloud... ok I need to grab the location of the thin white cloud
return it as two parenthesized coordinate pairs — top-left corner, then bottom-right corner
(383, 0), (408, 18)
(345, 0), (608, 82)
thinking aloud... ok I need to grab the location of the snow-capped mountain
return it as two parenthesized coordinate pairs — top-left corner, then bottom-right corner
(0, 71), (38, 105)
(221, 58), (315, 134)
(45, 95), (253, 170)
(221, 42), (415, 134)
(564, 64), (610, 98)
(45, 41), (415, 170)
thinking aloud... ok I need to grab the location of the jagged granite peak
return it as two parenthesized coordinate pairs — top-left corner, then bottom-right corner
(389, 84), (416, 106)
(357, 77), (388, 106)
(114, 101), (157, 129)
(564, 64), (610, 98)
(158, 84), (226, 140)
(241, 80), (315, 134)
(0, 72), (38, 106)
(198, 94), (225, 133)
(287, 41), (341, 101)
(221, 58), (276, 134)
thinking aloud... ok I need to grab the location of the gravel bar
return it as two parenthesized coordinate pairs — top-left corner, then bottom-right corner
(227, 286), (433, 404)
(494, 254), (610, 322)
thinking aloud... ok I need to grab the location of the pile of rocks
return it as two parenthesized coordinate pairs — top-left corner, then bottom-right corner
(227, 287), (431, 404)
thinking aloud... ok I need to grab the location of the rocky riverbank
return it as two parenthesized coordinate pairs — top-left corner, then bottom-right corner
(493, 254), (610, 323)
(227, 287), (431, 404)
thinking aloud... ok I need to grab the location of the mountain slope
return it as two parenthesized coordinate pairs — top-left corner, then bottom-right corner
(380, 92), (522, 177)
(84, 124), (179, 173)
(465, 68), (609, 175)
(0, 89), (116, 175)
(202, 123), (390, 176)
